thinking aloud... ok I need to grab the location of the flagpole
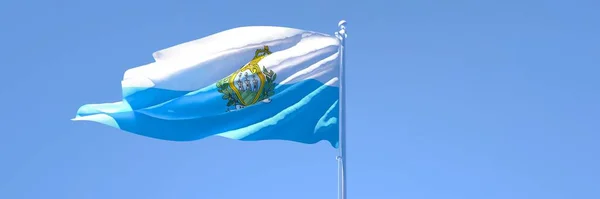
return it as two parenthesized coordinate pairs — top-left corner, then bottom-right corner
(335, 20), (348, 199)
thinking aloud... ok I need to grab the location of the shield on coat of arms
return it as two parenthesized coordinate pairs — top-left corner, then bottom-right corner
(216, 46), (277, 110)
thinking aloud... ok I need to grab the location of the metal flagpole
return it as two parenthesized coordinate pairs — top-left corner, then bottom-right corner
(335, 20), (348, 199)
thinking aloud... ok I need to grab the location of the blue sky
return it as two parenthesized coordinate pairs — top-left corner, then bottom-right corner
(1, 0), (599, 198)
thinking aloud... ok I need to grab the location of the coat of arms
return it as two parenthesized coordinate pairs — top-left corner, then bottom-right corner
(216, 46), (277, 111)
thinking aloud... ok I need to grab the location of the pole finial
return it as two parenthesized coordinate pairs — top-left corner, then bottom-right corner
(338, 20), (347, 28)
(335, 20), (348, 40)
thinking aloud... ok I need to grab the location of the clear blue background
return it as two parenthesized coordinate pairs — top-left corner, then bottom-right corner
(1, 0), (598, 198)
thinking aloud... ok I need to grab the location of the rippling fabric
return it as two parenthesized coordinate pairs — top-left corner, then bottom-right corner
(74, 26), (341, 147)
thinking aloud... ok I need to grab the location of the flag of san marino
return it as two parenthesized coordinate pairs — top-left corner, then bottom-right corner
(73, 25), (343, 147)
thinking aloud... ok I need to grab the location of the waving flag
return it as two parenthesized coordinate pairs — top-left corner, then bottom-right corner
(74, 26), (341, 147)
